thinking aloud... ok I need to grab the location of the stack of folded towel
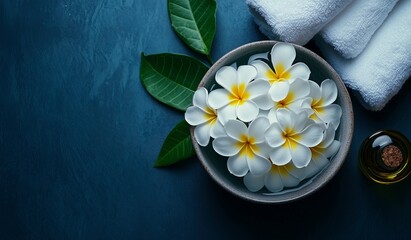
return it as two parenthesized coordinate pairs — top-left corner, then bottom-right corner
(247, 0), (410, 111)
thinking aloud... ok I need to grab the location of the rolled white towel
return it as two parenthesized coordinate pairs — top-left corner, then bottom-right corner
(320, 0), (398, 59)
(316, 0), (411, 111)
(246, 0), (352, 45)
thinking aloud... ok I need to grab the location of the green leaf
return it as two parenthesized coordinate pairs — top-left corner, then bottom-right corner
(154, 120), (195, 167)
(140, 53), (209, 111)
(168, 0), (216, 57)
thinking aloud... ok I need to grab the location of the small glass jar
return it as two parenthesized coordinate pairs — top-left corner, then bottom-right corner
(359, 130), (411, 184)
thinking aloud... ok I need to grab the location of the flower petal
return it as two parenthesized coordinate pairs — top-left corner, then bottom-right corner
(247, 154), (271, 176)
(320, 124), (336, 148)
(265, 123), (285, 147)
(210, 120), (226, 138)
(289, 143), (312, 168)
(304, 155), (329, 178)
(193, 87), (209, 111)
(208, 88), (233, 109)
(237, 65), (257, 86)
(311, 113), (324, 124)
(276, 108), (295, 132)
(215, 66), (238, 92)
(289, 78), (310, 98)
(292, 111), (309, 133)
(284, 163), (306, 181)
(315, 159), (329, 172)
(315, 104), (342, 125)
(247, 79), (271, 98)
(330, 117), (341, 130)
(185, 106), (208, 126)
(194, 123), (211, 146)
(296, 123), (324, 147)
(244, 172), (265, 192)
(236, 101), (259, 123)
(224, 119), (248, 141)
(286, 98), (307, 113)
(227, 153), (249, 177)
(254, 142), (272, 159)
(212, 136), (241, 156)
(252, 94), (273, 111)
(217, 105), (237, 124)
(269, 145), (292, 166)
(265, 166), (284, 192)
(303, 162), (317, 179)
(269, 81), (290, 102)
(279, 169), (300, 188)
(251, 60), (274, 81)
(320, 79), (338, 106)
(267, 109), (278, 123)
(286, 63), (311, 82)
(249, 117), (270, 143)
(248, 52), (269, 64)
(271, 42), (296, 73)
(258, 109), (270, 118)
(300, 97), (314, 115)
(308, 80), (321, 101)
(312, 153), (330, 168)
(323, 140), (341, 158)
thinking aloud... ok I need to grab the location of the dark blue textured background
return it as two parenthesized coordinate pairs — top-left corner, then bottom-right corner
(2, 0), (411, 239)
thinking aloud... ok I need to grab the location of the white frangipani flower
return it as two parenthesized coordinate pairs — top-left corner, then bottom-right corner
(247, 52), (269, 64)
(250, 42), (311, 89)
(185, 88), (226, 146)
(265, 108), (324, 168)
(302, 79), (342, 129)
(261, 78), (310, 123)
(243, 162), (306, 193)
(212, 117), (272, 177)
(208, 65), (271, 122)
(304, 124), (341, 178)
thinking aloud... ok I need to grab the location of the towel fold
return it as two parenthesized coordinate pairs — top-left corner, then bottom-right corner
(317, 0), (411, 111)
(320, 0), (398, 59)
(246, 0), (352, 45)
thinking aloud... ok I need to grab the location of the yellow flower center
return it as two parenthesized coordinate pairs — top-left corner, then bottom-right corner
(229, 83), (250, 106)
(266, 63), (291, 84)
(204, 106), (218, 125)
(310, 145), (325, 159)
(282, 128), (301, 150)
(276, 92), (295, 109)
(237, 134), (258, 158)
(310, 98), (324, 119)
(311, 98), (323, 109)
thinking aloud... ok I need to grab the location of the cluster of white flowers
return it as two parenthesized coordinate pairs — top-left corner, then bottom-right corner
(185, 42), (342, 193)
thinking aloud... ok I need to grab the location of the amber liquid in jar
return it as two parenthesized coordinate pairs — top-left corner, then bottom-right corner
(359, 130), (411, 184)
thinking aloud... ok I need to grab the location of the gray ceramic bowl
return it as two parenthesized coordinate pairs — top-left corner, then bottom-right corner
(192, 40), (354, 203)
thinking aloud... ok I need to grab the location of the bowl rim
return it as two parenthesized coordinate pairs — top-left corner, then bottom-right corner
(191, 40), (354, 204)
